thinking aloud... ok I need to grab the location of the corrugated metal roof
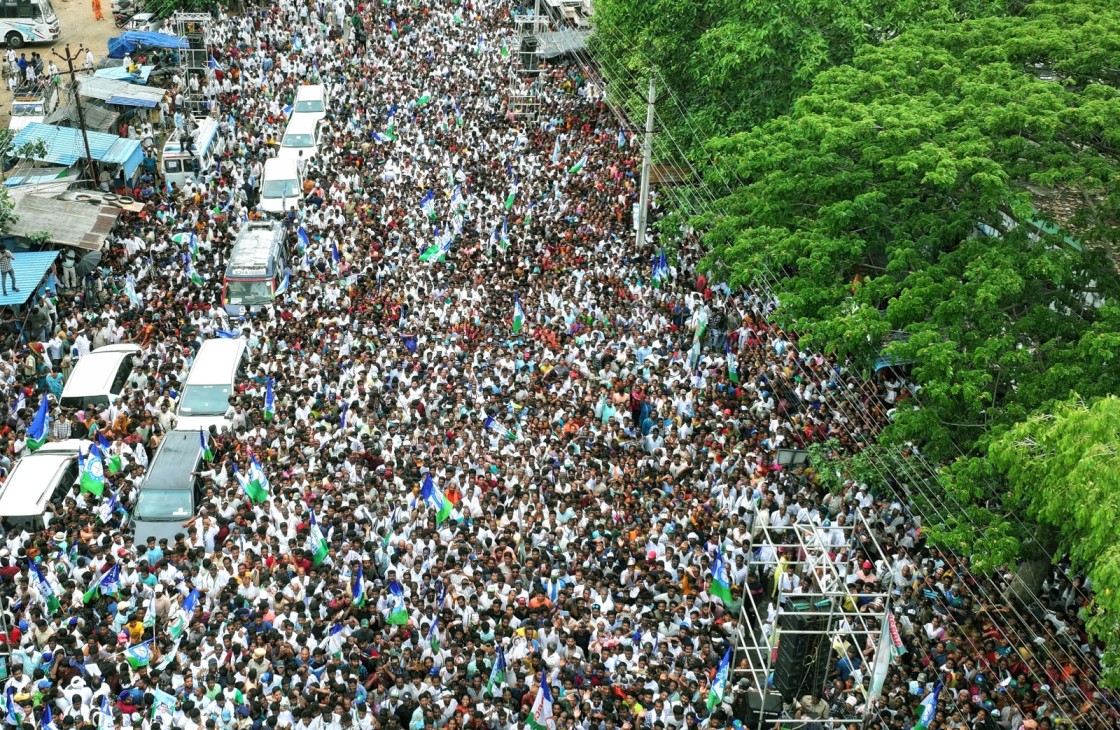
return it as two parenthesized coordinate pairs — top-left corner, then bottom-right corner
(12, 123), (142, 168)
(103, 138), (140, 166)
(6, 192), (122, 250)
(0, 252), (59, 307)
(45, 103), (120, 133)
(106, 95), (158, 108)
(75, 76), (166, 106)
(3, 173), (69, 188)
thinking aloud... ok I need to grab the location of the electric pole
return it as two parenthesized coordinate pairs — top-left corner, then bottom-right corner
(635, 73), (656, 250)
(52, 44), (98, 187)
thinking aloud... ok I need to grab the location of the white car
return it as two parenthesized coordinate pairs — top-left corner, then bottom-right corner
(259, 157), (303, 215)
(0, 439), (86, 531)
(276, 116), (323, 168)
(60, 344), (141, 409)
(290, 84), (327, 125)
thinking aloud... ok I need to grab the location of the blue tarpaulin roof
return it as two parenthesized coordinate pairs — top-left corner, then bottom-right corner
(94, 64), (154, 84)
(12, 123), (144, 177)
(107, 31), (188, 58)
(0, 252), (58, 307)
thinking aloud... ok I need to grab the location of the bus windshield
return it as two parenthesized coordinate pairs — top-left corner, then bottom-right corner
(226, 278), (273, 304)
(38, 0), (53, 20)
(11, 103), (42, 116)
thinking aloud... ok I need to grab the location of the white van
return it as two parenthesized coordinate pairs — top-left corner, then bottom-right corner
(60, 344), (141, 409)
(175, 338), (247, 432)
(0, 440), (85, 531)
(276, 115), (323, 168)
(162, 117), (226, 188)
(259, 157), (303, 215)
(291, 84), (327, 125)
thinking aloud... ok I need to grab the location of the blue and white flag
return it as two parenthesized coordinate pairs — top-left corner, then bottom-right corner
(420, 191), (436, 220)
(706, 647), (731, 711)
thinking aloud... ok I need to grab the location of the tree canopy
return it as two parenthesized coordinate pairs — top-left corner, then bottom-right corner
(590, 0), (1009, 140)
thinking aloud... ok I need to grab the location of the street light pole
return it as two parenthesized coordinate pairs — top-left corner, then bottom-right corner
(52, 44), (98, 187)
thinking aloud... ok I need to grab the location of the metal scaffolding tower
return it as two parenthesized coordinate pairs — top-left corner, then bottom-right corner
(169, 12), (213, 118)
(506, 7), (547, 121)
(734, 508), (893, 726)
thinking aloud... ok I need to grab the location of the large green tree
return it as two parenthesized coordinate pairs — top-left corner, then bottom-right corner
(590, 0), (1008, 142)
(990, 396), (1120, 684)
(699, 0), (1120, 595)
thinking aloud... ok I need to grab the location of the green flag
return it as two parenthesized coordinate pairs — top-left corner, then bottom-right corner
(512, 294), (525, 335)
(309, 511), (330, 565)
(125, 641), (152, 669)
(419, 243), (446, 263)
(79, 448), (106, 497)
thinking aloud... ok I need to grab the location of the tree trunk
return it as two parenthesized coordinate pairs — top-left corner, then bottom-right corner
(1005, 531), (1060, 604)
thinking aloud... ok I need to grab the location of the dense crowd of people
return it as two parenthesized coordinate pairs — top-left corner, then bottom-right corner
(0, 1), (1114, 730)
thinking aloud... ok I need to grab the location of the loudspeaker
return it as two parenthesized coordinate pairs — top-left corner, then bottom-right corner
(773, 611), (832, 702)
(520, 35), (539, 73)
(740, 691), (783, 728)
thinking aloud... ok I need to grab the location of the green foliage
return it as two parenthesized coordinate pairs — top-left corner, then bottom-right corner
(161, 0), (217, 11)
(805, 439), (889, 496)
(0, 129), (48, 230)
(989, 396), (1120, 686)
(701, 0), (1120, 467)
(590, 0), (1008, 143)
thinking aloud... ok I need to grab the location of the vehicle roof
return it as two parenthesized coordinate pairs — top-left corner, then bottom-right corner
(141, 430), (203, 491)
(61, 344), (141, 400)
(283, 115), (320, 135)
(226, 221), (284, 277)
(163, 117), (219, 156)
(0, 439), (86, 516)
(184, 338), (246, 386)
(263, 157), (300, 178)
(294, 85), (325, 102)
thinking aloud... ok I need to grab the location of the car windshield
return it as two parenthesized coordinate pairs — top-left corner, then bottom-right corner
(60, 393), (107, 409)
(282, 133), (314, 148)
(261, 179), (301, 199)
(135, 489), (193, 521)
(226, 279), (273, 304)
(178, 384), (231, 416)
(294, 100), (324, 112)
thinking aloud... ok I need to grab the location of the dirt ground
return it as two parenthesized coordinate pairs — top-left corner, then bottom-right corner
(0, 0), (120, 128)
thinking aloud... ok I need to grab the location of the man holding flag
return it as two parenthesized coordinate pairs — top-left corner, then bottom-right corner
(419, 474), (453, 525)
(526, 672), (554, 730)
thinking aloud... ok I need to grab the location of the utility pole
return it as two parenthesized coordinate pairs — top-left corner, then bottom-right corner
(52, 45), (98, 187)
(635, 72), (656, 250)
